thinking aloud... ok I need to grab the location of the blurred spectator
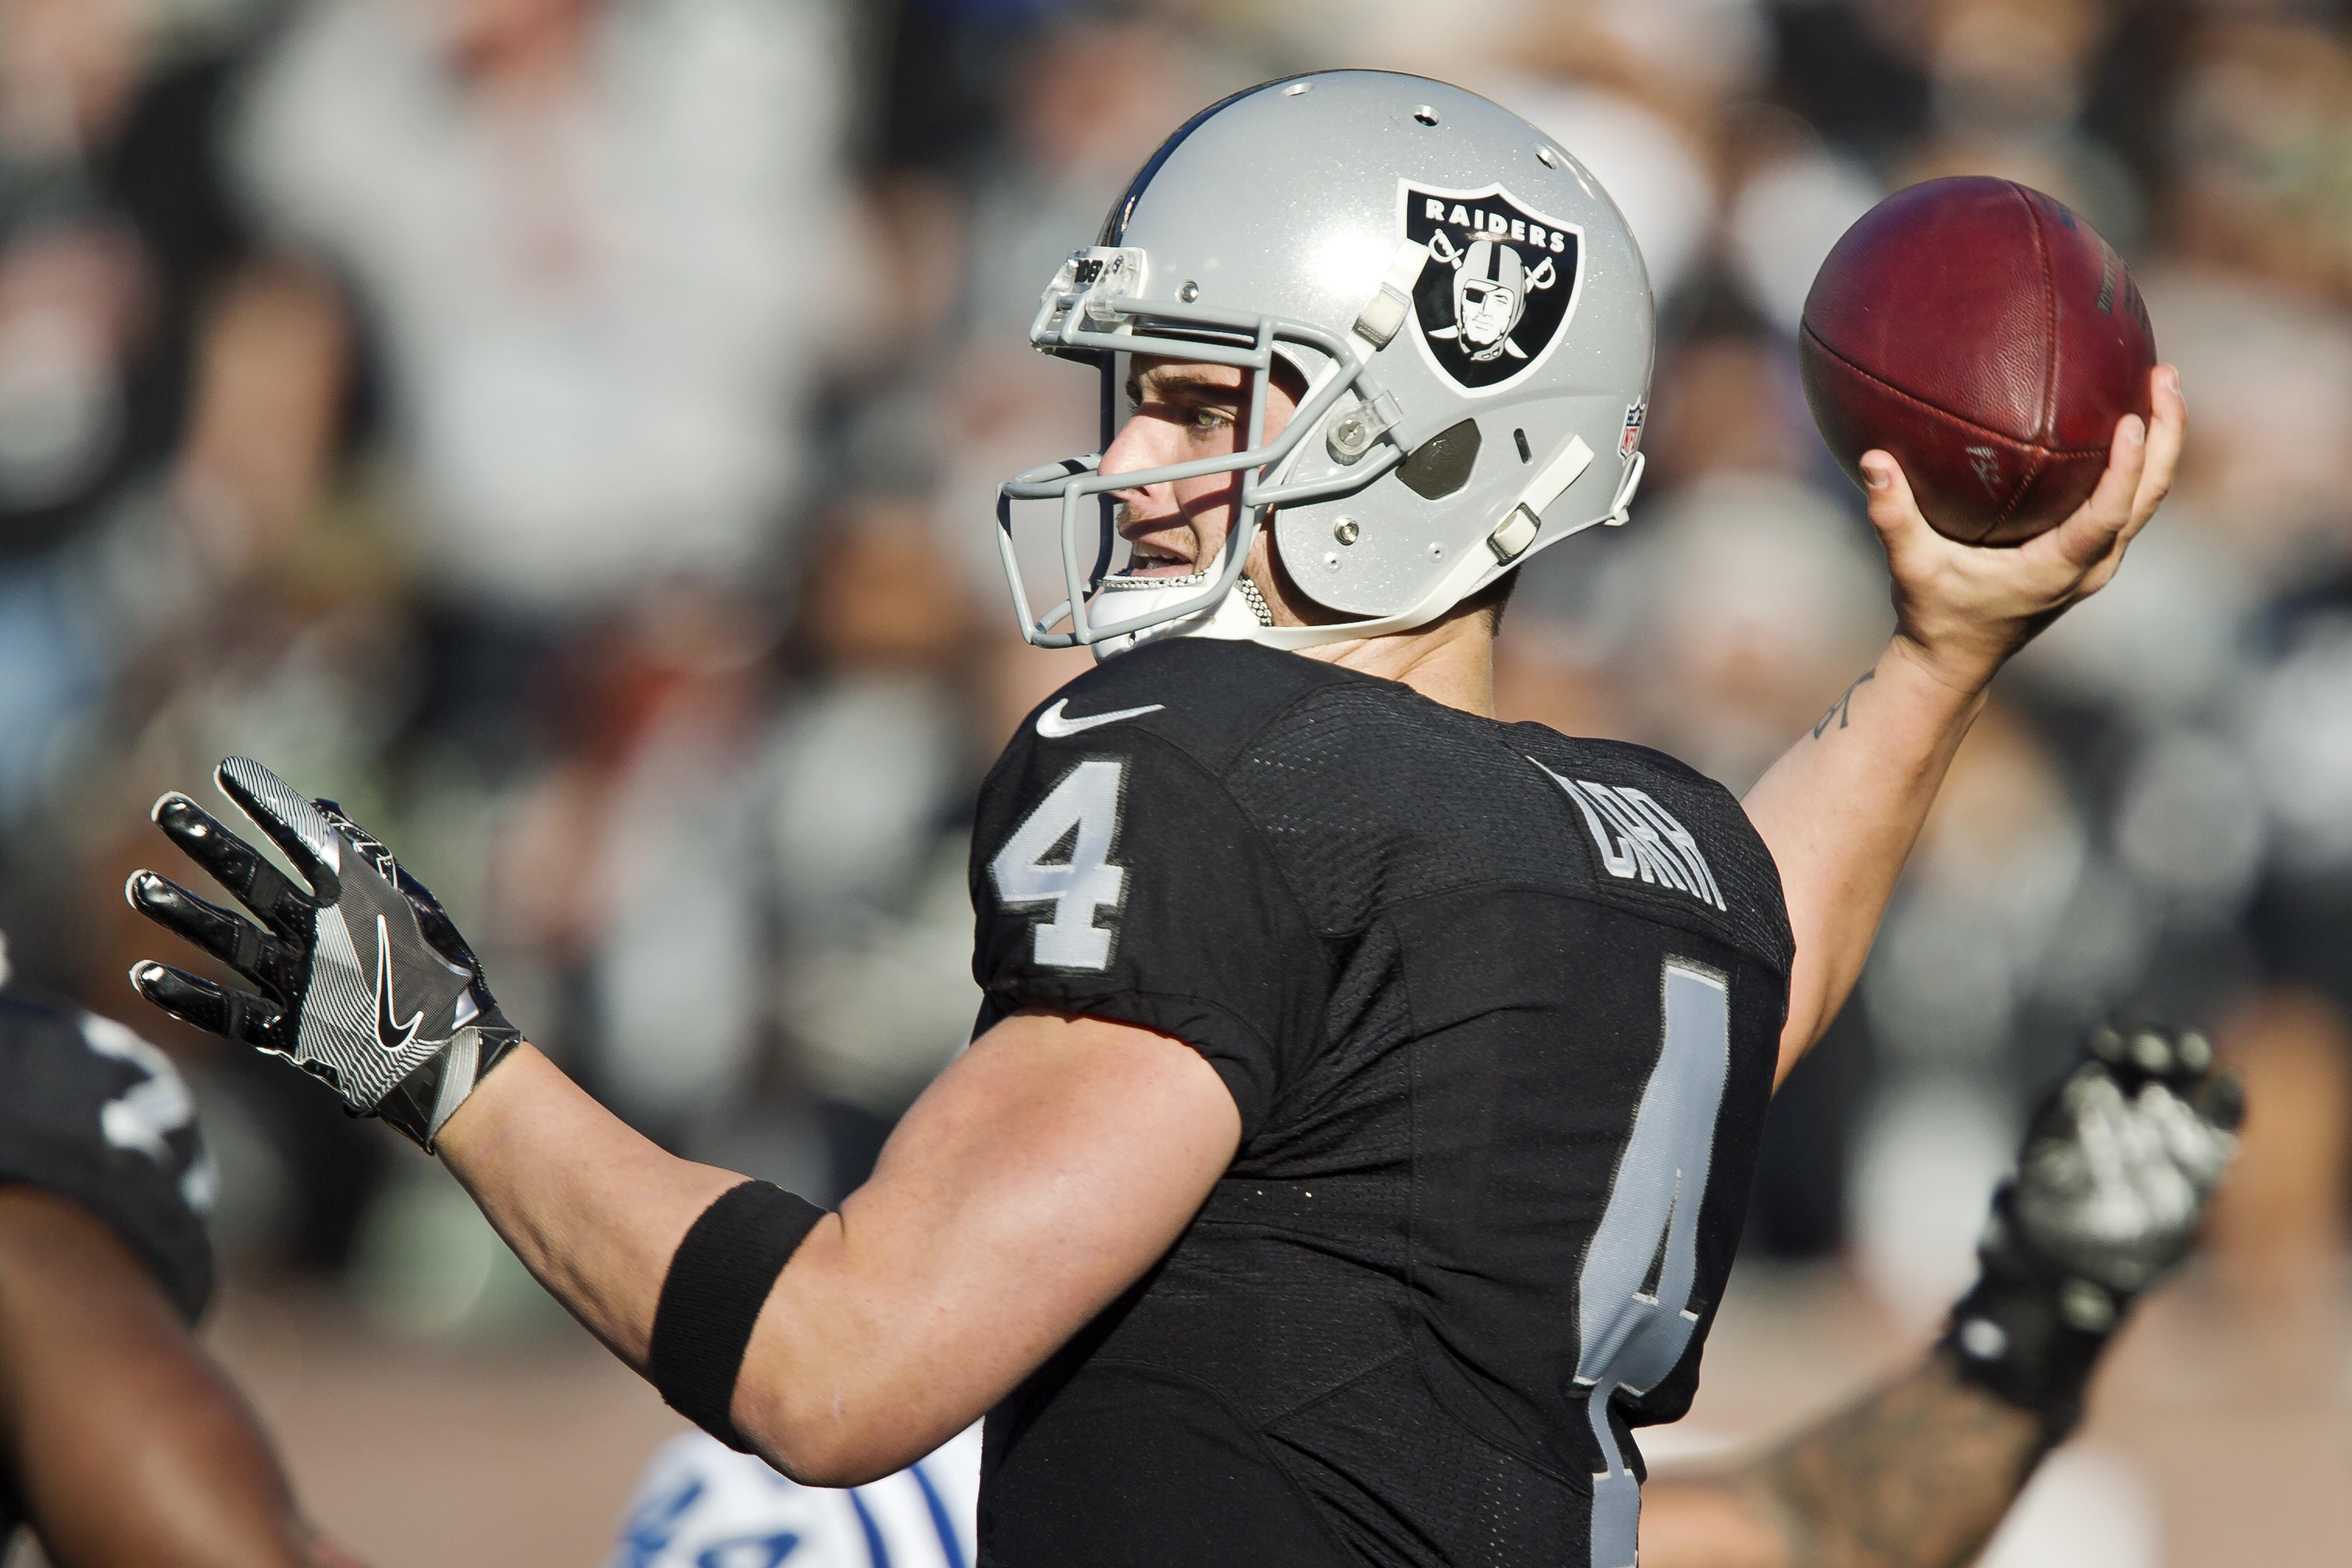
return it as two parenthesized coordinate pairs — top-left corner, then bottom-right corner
(0, 0), (264, 831)
(1636, 324), (1823, 492)
(878, 0), (1071, 176)
(547, 584), (777, 1141)
(2171, 18), (2352, 302)
(1851, 706), (2095, 1318)
(1578, 470), (1888, 790)
(765, 500), (985, 1183)
(1903, 0), (2146, 246)
(226, 0), (855, 766)
(2135, 267), (2352, 588)
(484, 496), (988, 1196)
(1726, 143), (1882, 338)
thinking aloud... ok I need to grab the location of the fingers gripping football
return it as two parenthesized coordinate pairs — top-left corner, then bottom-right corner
(127, 757), (521, 1151)
(1861, 364), (2188, 693)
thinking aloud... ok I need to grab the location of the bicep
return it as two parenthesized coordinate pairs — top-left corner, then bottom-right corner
(0, 1189), (314, 1568)
(736, 1009), (1240, 1482)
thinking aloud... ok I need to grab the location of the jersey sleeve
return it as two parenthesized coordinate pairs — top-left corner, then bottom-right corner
(0, 991), (215, 1322)
(970, 726), (1327, 1142)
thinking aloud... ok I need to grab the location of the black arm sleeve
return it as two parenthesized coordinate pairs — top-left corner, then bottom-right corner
(647, 1181), (828, 1451)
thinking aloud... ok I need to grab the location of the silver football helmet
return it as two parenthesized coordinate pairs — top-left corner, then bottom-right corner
(996, 70), (1656, 655)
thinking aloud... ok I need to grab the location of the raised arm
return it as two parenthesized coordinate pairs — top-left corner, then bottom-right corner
(1638, 1352), (2038, 1568)
(1637, 1022), (2238, 1568)
(1744, 367), (2185, 1080)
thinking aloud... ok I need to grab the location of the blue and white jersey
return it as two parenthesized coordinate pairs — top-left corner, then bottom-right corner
(607, 1426), (980, 1568)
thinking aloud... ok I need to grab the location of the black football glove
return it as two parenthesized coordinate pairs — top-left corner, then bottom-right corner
(1944, 1019), (2241, 1438)
(125, 757), (521, 1152)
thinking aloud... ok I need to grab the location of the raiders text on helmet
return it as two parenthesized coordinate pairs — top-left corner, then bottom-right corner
(995, 70), (1656, 654)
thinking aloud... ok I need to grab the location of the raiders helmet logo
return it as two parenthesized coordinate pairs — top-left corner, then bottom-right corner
(1401, 181), (1583, 393)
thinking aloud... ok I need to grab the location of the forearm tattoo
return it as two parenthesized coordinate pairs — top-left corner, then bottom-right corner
(1811, 669), (1877, 740)
(1744, 1349), (2043, 1568)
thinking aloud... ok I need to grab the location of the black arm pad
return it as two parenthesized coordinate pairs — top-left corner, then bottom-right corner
(647, 1180), (828, 1451)
(1938, 1186), (2127, 1445)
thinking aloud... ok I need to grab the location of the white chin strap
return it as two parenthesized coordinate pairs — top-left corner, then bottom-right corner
(1086, 530), (1515, 661)
(1087, 571), (1276, 660)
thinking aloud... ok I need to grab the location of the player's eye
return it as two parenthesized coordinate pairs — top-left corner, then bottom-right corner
(1189, 404), (1233, 431)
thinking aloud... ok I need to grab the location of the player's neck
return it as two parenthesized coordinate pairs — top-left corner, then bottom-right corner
(1249, 549), (1498, 716)
(1292, 610), (1498, 717)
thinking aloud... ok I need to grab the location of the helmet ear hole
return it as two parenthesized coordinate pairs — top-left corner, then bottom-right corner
(1398, 419), (1482, 500)
(1268, 351), (1312, 407)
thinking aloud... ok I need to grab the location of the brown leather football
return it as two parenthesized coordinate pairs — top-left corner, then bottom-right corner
(1798, 177), (2156, 545)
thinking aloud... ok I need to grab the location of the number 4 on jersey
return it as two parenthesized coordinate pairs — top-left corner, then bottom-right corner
(1577, 958), (1730, 1568)
(991, 760), (1128, 970)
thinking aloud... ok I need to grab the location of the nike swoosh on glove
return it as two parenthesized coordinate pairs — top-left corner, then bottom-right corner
(125, 756), (522, 1152)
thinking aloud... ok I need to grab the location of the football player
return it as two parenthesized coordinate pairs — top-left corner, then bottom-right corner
(121, 73), (2185, 1568)
(605, 1423), (979, 1568)
(0, 943), (357, 1568)
(601, 1022), (2237, 1568)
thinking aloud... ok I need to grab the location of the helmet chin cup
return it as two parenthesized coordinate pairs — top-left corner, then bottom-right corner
(995, 72), (1657, 657)
(1084, 570), (1274, 662)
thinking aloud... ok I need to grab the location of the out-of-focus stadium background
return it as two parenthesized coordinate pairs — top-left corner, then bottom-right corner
(0, 0), (2347, 1562)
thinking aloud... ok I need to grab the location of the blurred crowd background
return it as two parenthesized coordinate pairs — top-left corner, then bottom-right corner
(0, 0), (2348, 1561)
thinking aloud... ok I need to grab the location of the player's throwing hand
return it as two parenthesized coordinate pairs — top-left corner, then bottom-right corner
(1862, 363), (2187, 696)
(124, 757), (520, 1151)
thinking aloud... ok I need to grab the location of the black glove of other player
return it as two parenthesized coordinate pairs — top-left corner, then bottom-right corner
(1944, 1019), (2241, 1439)
(124, 757), (520, 1152)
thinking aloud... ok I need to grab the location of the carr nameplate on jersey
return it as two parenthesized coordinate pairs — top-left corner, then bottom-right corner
(1531, 758), (1727, 912)
(1400, 180), (1583, 393)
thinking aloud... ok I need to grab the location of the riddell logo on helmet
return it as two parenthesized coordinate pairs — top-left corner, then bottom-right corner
(1400, 181), (1583, 393)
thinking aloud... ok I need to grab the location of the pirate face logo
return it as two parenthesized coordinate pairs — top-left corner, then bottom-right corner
(1401, 181), (1583, 393)
(1437, 237), (1553, 361)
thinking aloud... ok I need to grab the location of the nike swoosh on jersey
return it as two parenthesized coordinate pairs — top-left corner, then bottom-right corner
(1035, 699), (1166, 739)
(374, 914), (424, 1054)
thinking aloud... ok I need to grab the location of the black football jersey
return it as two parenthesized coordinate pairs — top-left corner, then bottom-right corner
(0, 987), (215, 1320)
(0, 985), (216, 1544)
(967, 638), (1792, 1568)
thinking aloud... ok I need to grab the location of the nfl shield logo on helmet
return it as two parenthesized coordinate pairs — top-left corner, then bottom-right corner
(1400, 181), (1583, 394)
(1620, 402), (1646, 459)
